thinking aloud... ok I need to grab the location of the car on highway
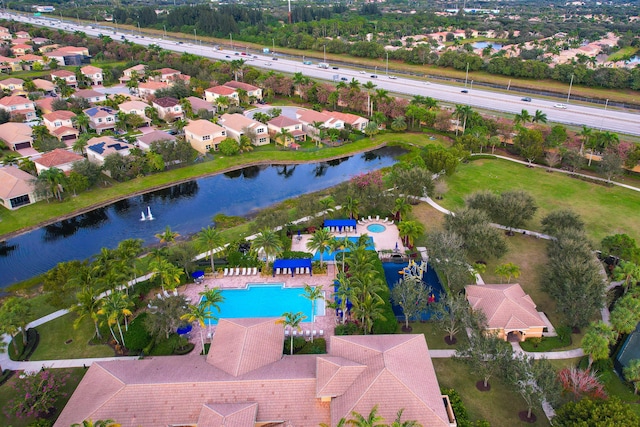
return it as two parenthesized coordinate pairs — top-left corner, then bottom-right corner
(389, 76), (397, 79)
(225, 55), (231, 58)
(521, 97), (532, 102)
(370, 75), (378, 78)
(359, 71), (366, 74)
(332, 66), (339, 69)
(272, 57), (278, 61)
(340, 77), (348, 81)
(554, 103), (568, 109)
(461, 89), (469, 93)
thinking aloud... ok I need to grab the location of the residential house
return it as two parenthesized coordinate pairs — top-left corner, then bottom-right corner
(11, 43), (32, 56)
(296, 108), (344, 131)
(118, 100), (151, 126)
(32, 78), (56, 94)
(119, 64), (146, 84)
(323, 110), (369, 131)
(223, 81), (263, 102)
(0, 122), (33, 150)
(31, 37), (50, 46)
(35, 97), (55, 115)
(83, 107), (117, 134)
(184, 119), (227, 153)
(0, 95), (37, 121)
(0, 78), (25, 94)
(15, 54), (46, 70)
(50, 69), (77, 88)
(218, 113), (269, 146)
(86, 136), (133, 168)
(137, 81), (169, 99)
(136, 130), (176, 151)
(0, 55), (21, 72)
(80, 65), (103, 86)
(152, 97), (183, 122)
(15, 31), (31, 40)
(204, 85), (238, 106)
(46, 46), (90, 66)
(0, 166), (38, 210)
(34, 148), (83, 175)
(151, 67), (190, 85)
(53, 317), (456, 427)
(465, 283), (547, 342)
(0, 30), (12, 41)
(72, 89), (107, 104)
(267, 115), (306, 147)
(185, 96), (215, 117)
(42, 110), (78, 143)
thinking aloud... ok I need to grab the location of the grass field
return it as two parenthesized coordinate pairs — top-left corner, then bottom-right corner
(433, 358), (550, 426)
(409, 321), (468, 350)
(0, 367), (86, 427)
(440, 158), (640, 243)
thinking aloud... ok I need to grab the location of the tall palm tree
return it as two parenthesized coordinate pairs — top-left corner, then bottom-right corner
(613, 261), (640, 294)
(39, 167), (66, 201)
(532, 109), (547, 124)
(342, 196), (360, 220)
(362, 81), (377, 116)
(335, 271), (351, 323)
(494, 262), (521, 284)
(70, 287), (102, 340)
(348, 405), (386, 426)
(301, 284), (324, 342)
(181, 303), (213, 356)
(351, 292), (385, 335)
(98, 291), (133, 347)
(73, 113), (90, 133)
(514, 109), (532, 126)
(150, 258), (183, 292)
(319, 196), (335, 219)
(397, 220), (424, 248)
(388, 409), (421, 427)
(251, 228), (283, 264)
(199, 286), (225, 337)
(197, 226), (224, 275)
(393, 197), (411, 222)
(155, 225), (180, 245)
(276, 128), (294, 146)
(578, 125), (592, 155)
(311, 120), (326, 146)
(306, 227), (333, 268)
(373, 88), (390, 112)
(72, 134), (89, 156)
(277, 311), (307, 355)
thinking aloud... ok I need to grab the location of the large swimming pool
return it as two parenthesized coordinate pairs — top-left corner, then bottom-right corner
(312, 236), (375, 262)
(201, 283), (324, 325)
(383, 261), (444, 321)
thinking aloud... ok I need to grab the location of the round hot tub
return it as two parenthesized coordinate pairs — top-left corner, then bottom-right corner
(366, 223), (386, 233)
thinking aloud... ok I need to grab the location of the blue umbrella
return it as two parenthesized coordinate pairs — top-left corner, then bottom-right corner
(177, 324), (192, 335)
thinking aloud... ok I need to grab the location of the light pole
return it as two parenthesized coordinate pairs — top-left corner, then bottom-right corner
(374, 65), (378, 76)
(470, 80), (474, 90)
(272, 38), (275, 52)
(193, 28), (197, 44)
(464, 62), (469, 88)
(386, 51), (389, 76)
(599, 98), (609, 130)
(566, 74), (574, 104)
(137, 22), (141, 36)
(323, 45), (326, 63)
(163, 25), (166, 39)
(230, 33), (233, 51)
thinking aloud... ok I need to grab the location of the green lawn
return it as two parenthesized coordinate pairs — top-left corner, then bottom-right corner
(409, 321), (468, 350)
(433, 358), (550, 426)
(607, 47), (638, 62)
(441, 158), (640, 243)
(0, 367), (87, 427)
(29, 314), (114, 360)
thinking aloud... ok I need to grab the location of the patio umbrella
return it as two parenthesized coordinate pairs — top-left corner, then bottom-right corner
(176, 324), (193, 335)
(192, 271), (205, 279)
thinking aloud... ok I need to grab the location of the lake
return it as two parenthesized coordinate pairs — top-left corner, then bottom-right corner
(0, 147), (403, 288)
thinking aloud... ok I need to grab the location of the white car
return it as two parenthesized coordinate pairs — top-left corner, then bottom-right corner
(359, 71), (366, 74)
(388, 75), (397, 79)
(554, 103), (568, 109)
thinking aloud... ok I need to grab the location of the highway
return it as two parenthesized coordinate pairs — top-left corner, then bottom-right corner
(4, 11), (640, 137)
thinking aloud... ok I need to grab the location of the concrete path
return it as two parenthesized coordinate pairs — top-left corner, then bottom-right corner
(1, 355), (139, 373)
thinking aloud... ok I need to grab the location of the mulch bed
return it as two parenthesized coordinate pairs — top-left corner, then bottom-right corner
(518, 411), (537, 423)
(444, 336), (457, 345)
(401, 325), (413, 332)
(475, 380), (491, 392)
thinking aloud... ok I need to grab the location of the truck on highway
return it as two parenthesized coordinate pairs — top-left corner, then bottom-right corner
(318, 62), (329, 69)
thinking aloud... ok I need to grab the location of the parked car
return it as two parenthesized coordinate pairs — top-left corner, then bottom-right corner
(554, 103), (567, 109)
(521, 97), (532, 102)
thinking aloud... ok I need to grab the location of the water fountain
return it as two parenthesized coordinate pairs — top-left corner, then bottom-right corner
(140, 212), (146, 221)
(147, 206), (154, 221)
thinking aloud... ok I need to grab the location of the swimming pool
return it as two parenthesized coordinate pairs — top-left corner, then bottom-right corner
(312, 236), (375, 262)
(382, 262), (444, 321)
(201, 284), (324, 325)
(366, 223), (386, 233)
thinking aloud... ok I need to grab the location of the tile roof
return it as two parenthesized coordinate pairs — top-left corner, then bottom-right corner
(55, 318), (452, 427)
(137, 130), (176, 145)
(153, 97), (179, 108)
(138, 81), (168, 91)
(223, 81), (259, 91)
(323, 110), (367, 125)
(43, 110), (76, 121)
(51, 126), (79, 137)
(0, 95), (33, 107)
(17, 54), (43, 62)
(81, 65), (102, 74)
(1, 77), (24, 85)
(206, 85), (237, 96)
(0, 166), (35, 199)
(186, 96), (214, 111)
(118, 100), (149, 112)
(84, 107), (116, 118)
(51, 69), (75, 78)
(0, 122), (32, 144)
(73, 89), (104, 99)
(465, 284), (546, 331)
(268, 115), (301, 128)
(156, 67), (180, 75)
(296, 108), (332, 124)
(35, 97), (55, 112)
(185, 119), (225, 136)
(32, 78), (56, 91)
(35, 148), (83, 168)
(218, 113), (263, 132)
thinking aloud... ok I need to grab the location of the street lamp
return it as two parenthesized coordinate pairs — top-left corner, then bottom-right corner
(566, 74), (574, 104)
(464, 62), (469, 88)
(230, 33), (233, 51)
(386, 51), (389, 76)
(193, 28), (197, 44)
(163, 25), (166, 39)
(599, 99), (609, 130)
(323, 45), (326, 63)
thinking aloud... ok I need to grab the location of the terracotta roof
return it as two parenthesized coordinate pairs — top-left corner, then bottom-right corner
(81, 65), (102, 74)
(0, 166), (35, 199)
(153, 97), (179, 108)
(0, 122), (32, 144)
(118, 100), (149, 112)
(51, 126), (79, 137)
(32, 78), (56, 91)
(1, 78), (24, 85)
(35, 148), (83, 167)
(185, 119), (225, 137)
(218, 113), (263, 132)
(186, 96), (214, 111)
(16, 54), (43, 62)
(43, 110), (76, 121)
(268, 115), (301, 128)
(51, 70), (75, 78)
(156, 67), (180, 75)
(35, 97), (55, 112)
(73, 89), (104, 99)
(323, 110), (367, 125)
(206, 85), (236, 96)
(0, 95), (33, 107)
(197, 402), (258, 427)
(139, 81), (168, 91)
(137, 130), (176, 145)
(465, 284), (546, 331)
(223, 81), (259, 91)
(296, 108), (332, 124)
(123, 64), (146, 73)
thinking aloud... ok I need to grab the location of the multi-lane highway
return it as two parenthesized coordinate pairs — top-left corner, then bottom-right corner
(4, 11), (639, 136)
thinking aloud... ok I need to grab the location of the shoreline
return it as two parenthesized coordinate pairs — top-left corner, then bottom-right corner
(0, 142), (390, 242)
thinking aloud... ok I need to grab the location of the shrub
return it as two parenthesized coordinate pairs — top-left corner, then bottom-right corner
(298, 338), (327, 354)
(283, 336), (307, 354)
(123, 312), (152, 352)
(335, 322), (361, 336)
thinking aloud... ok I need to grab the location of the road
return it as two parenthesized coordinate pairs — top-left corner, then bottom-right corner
(4, 12), (640, 136)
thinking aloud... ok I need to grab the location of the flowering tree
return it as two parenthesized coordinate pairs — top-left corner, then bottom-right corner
(5, 370), (69, 419)
(558, 367), (607, 401)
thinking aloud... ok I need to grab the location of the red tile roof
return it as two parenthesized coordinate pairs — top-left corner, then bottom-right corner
(206, 85), (236, 96)
(224, 81), (259, 91)
(268, 115), (301, 128)
(35, 148), (83, 167)
(43, 110), (76, 122)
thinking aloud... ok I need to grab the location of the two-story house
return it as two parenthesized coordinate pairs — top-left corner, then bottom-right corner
(72, 89), (107, 104)
(184, 120), (227, 154)
(50, 69), (77, 88)
(11, 43), (32, 56)
(83, 107), (117, 134)
(185, 96), (216, 117)
(42, 110), (78, 143)
(86, 136), (133, 171)
(118, 100), (152, 127)
(267, 115), (306, 147)
(296, 109), (344, 142)
(150, 68), (190, 85)
(0, 122), (33, 151)
(32, 78), (57, 95)
(0, 55), (21, 72)
(152, 97), (184, 122)
(34, 148), (83, 175)
(137, 81), (169, 99)
(17, 54), (47, 70)
(223, 81), (263, 102)
(0, 95), (37, 121)
(0, 78), (25, 94)
(204, 85), (239, 106)
(119, 64), (146, 84)
(137, 130), (176, 151)
(218, 113), (270, 146)
(80, 65), (103, 86)
(323, 110), (369, 131)
(0, 166), (39, 210)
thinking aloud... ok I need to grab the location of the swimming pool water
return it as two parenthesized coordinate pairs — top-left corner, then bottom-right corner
(382, 262), (444, 321)
(201, 284), (323, 325)
(366, 224), (386, 233)
(312, 236), (375, 261)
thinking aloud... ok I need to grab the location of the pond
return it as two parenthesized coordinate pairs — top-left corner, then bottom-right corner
(0, 147), (404, 289)
(472, 41), (503, 50)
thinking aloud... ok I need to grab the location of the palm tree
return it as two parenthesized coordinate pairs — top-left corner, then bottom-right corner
(362, 81), (377, 116)
(624, 359), (640, 395)
(73, 113), (90, 133)
(181, 304), (212, 356)
(155, 225), (180, 245)
(98, 291), (133, 347)
(347, 405), (385, 426)
(532, 109), (547, 124)
(70, 287), (102, 340)
(351, 292), (385, 334)
(150, 258), (184, 292)
(453, 104), (472, 135)
(276, 128), (294, 146)
(373, 88), (390, 112)
(613, 261), (640, 294)
(389, 409), (421, 427)
(397, 220), (424, 248)
(199, 286), (225, 338)
(319, 196), (335, 219)
(393, 197), (411, 222)
(578, 125), (592, 155)
(197, 226), (224, 275)
(72, 134), (89, 156)
(39, 167), (66, 201)
(301, 284), (324, 342)
(311, 120), (326, 146)
(391, 115), (407, 132)
(342, 196), (360, 220)
(494, 262), (521, 284)
(251, 228), (283, 264)
(306, 227), (333, 268)
(514, 109), (532, 126)
(277, 311), (307, 355)
(72, 419), (121, 427)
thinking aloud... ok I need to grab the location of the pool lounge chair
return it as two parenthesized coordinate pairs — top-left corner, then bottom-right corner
(305, 330), (311, 337)
(157, 293), (163, 300)
(312, 330), (317, 337)
(223, 268), (228, 276)
(163, 290), (171, 298)
(235, 268), (240, 276)
(275, 268), (281, 275)
(173, 289), (178, 297)
(241, 268), (247, 275)
(319, 330), (324, 336)
(253, 267), (258, 275)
